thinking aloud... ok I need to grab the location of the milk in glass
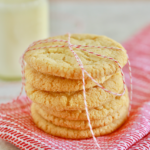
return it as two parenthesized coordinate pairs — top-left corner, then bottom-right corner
(0, 0), (49, 80)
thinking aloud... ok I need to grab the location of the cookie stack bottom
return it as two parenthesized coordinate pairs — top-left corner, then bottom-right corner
(30, 89), (129, 139)
(31, 101), (128, 139)
(26, 66), (130, 139)
(25, 67), (129, 139)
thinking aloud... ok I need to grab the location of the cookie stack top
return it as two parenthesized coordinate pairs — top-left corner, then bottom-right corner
(24, 34), (128, 80)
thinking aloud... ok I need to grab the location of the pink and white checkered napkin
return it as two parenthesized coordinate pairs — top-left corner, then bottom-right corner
(0, 25), (150, 150)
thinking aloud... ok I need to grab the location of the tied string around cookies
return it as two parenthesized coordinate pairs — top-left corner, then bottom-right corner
(19, 33), (132, 149)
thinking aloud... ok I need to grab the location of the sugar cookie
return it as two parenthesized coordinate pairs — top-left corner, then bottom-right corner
(35, 89), (129, 120)
(24, 34), (127, 79)
(25, 65), (111, 92)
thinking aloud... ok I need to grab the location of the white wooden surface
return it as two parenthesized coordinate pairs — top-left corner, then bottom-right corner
(0, 1), (150, 149)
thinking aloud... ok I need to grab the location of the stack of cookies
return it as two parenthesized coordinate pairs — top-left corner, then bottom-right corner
(24, 34), (129, 139)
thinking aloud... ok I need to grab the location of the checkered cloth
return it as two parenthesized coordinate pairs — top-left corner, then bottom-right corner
(0, 25), (150, 150)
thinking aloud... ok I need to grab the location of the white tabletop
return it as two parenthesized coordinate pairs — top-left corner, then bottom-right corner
(0, 1), (150, 149)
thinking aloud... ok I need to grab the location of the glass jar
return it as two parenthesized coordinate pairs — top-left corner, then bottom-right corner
(0, 0), (49, 80)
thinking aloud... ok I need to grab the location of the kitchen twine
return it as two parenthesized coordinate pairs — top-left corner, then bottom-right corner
(18, 33), (132, 149)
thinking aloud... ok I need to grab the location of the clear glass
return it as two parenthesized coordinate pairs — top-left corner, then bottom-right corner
(0, 0), (49, 80)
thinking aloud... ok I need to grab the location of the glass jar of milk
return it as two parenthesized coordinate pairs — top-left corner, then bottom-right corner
(0, 0), (49, 80)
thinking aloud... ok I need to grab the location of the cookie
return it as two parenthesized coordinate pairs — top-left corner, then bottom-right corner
(34, 102), (128, 130)
(24, 34), (127, 79)
(31, 104), (128, 139)
(25, 72), (124, 111)
(25, 65), (111, 92)
(35, 89), (129, 120)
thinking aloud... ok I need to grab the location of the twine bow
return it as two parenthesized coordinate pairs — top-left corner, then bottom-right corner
(19, 33), (132, 149)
